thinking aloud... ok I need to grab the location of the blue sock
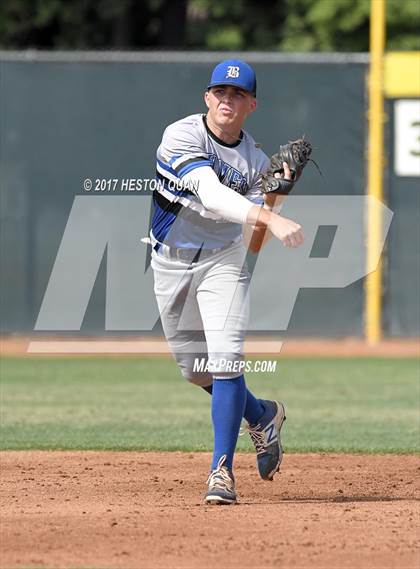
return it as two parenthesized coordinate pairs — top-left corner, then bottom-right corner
(244, 389), (265, 425)
(202, 381), (264, 426)
(211, 376), (247, 471)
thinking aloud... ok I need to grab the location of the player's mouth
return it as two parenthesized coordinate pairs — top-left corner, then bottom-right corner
(219, 106), (234, 115)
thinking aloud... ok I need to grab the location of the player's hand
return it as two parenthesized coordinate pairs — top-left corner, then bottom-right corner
(268, 213), (304, 248)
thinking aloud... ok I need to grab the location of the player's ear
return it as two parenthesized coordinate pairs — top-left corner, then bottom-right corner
(204, 90), (211, 109)
(248, 97), (257, 115)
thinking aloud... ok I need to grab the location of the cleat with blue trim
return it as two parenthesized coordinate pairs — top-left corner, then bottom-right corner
(246, 400), (286, 481)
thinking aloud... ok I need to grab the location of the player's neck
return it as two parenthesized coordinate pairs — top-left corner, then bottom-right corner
(205, 114), (242, 145)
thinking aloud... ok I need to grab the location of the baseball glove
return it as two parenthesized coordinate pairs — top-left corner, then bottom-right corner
(261, 137), (313, 195)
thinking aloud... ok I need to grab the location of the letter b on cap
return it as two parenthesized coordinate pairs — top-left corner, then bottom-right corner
(226, 66), (240, 78)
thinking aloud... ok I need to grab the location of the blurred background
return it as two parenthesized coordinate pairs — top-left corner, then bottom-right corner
(0, 0), (419, 341)
(1, 0), (419, 51)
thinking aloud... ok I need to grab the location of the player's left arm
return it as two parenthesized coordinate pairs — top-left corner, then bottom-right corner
(243, 162), (292, 253)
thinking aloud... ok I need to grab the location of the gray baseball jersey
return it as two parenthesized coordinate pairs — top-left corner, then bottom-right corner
(151, 113), (270, 251)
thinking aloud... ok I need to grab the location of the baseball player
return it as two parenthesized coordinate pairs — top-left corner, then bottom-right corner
(150, 59), (304, 505)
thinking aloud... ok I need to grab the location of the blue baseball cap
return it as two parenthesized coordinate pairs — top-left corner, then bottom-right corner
(207, 59), (257, 96)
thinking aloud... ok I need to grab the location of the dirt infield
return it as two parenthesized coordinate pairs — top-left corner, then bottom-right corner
(1, 452), (419, 569)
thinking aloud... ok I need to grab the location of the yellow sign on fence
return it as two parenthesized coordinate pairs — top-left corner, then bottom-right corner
(384, 52), (420, 97)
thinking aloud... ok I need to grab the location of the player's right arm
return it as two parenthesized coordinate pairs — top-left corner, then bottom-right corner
(183, 166), (304, 249)
(247, 200), (304, 249)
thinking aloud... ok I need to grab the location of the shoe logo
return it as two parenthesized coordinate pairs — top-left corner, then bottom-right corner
(265, 423), (277, 444)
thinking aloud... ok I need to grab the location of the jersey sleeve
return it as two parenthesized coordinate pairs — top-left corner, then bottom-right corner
(157, 119), (212, 179)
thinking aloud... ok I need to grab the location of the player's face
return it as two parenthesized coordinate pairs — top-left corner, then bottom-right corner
(204, 85), (256, 131)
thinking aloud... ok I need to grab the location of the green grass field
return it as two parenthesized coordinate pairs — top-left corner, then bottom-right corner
(1, 356), (419, 453)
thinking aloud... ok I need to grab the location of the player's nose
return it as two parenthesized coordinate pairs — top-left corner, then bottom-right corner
(221, 88), (234, 102)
